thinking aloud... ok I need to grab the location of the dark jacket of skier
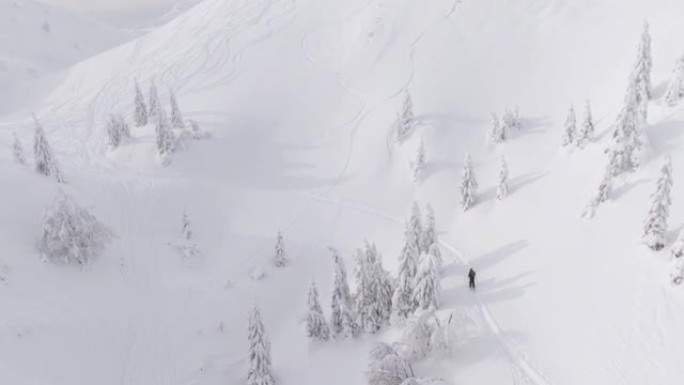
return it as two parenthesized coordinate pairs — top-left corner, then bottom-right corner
(468, 268), (476, 290)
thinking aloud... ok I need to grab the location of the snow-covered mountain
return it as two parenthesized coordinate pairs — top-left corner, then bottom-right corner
(3, 0), (684, 384)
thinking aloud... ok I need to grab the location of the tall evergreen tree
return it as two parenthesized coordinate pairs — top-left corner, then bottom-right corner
(496, 155), (509, 201)
(106, 113), (129, 149)
(413, 251), (441, 311)
(487, 112), (505, 144)
(459, 153), (478, 211)
(413, 138), (426, 182)
(33, 115), (64, 183)
(247, 306), (276, 385)
(134, 81), (148, 126)
(354, 246), (378, 333)
(561, 105), (576, 147)
(583, 156), (616, 218)
(392, 265), (415, 319)
(643, 157), (673, 251)
(609, 85), (645, 176)
(329, 247), (352, 308)
(155, 107), (175, 161)
(181, 209), (192, 240)
(665, 54), (684, 107)
(632, 21), (653, 102)
(397, 91), (414, 142)
(12, 132), (26, 165)
(305, 279), (330, 341)
(576, 101), (595, 147)
(421, 204), (437, 253)
(330, 248), (355, 338)
(273, 231), (287, 267)
(148, 80), (161, 121)
(169, 89), (185, 129)
(409, 202), (423, 252)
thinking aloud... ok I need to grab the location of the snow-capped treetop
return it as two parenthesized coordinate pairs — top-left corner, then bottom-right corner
(643, 156), (673, 251)
(397, 91), (414, 142)
(610, 85), (646, 175)
(306, 279), (330, 341)
(247, 305), (276, 385)
(487, 112), (505, 144)
(460, 153), (478, 211)
(664, 54), (684, 107)
(33, 114), (64, 183)
(561, 104), (576, 147)
(273, 231), (287, 267)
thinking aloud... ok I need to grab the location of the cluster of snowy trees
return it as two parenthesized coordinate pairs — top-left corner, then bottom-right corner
(561, 102), (595, 149)
(12, 115), (66, 183)
(486, 106), (521, 145)
(459, 153), (509, 211)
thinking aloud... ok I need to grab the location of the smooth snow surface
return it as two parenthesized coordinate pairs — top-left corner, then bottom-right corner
(3, 0), (684, 384)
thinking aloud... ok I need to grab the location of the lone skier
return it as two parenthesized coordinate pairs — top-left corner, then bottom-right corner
(468, 268), (476, 290)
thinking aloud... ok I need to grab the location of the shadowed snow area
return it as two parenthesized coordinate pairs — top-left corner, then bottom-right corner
(2, 0), (684, 384)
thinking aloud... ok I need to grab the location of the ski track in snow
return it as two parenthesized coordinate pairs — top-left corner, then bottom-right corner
(303, 193), (553, 385)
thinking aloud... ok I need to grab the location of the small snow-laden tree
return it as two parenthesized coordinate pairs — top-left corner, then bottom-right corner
(399, 310), (436, 361)
(155, 107), (175, 163)
(413, 138), (426, 182)
(397, 91), (414, 142)
(39, 191), (112, 265)
(409, 202), (424, 253)
(421, 204), (437, 254)
(306, 279), (330, 341)
(609, 85), (646, 176)
(366, 342), (415, 385)
(273, 231), (287, 267)
(486, 112), (504, 144)
(583, 158), (615, 219)
(670, 257), (684, 285)
(329, 247), (352, 308)
(576, 101), (595, 147)
(413, 251), (441, 311)
(33, 115), (64, 183)
(459, 153), (478, 211)
(106, 113), (129, 149)
(496, 155), (509, 201)
(392, 268), (415, 320)
(643, 156), (673, 251)
(148, 80), (161, 121)
(247, 306), (276, 385)
(501, 106), (521, 135)
(354, 244), (381, 334)
(12, 132), (26, 165)
(375, 259), (394, 326)
(665, 54), (684, 107)
(169, 89), (185, 129)
(671, 228), (684, 259)
(134, 80), (148, 126)
(561, 105), (576, 147)
(181, 209), (192, 240)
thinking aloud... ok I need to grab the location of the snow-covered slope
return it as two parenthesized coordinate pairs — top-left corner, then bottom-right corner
(3, 0), (684, 384)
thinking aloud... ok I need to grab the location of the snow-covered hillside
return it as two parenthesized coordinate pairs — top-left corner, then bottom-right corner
(3, 0), (684, 384)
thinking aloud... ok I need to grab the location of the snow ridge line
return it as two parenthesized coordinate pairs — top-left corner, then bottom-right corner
(303, 192), (553, 385)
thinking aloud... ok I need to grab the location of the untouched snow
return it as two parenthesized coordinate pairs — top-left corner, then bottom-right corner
(3, 0), (684, 384)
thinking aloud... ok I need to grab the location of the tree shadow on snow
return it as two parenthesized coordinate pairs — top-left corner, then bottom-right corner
(480, 172), (548, 201)
(612, 178), (650, 200)
(646, 118), (684, 156)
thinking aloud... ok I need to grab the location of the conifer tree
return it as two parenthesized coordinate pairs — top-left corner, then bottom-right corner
(273, 231), (287, 267)
(609, 85), (645, 175)
(169, 89), (185, 129)
(106, 113), (129, 149)
(576, 101), (595, 147)
(665, 54), (684, 106)
(413, 251), (441, 311)
(247, 306), (276, 385)
(487, 112), (505, 144)
(33, 115), (64, 183)
(12, 132), (26, 165)
(561, 105), (576, 147)
(354, 246), (379, 333)
(421, 204), (437, 253)
(392, 266), (415, 319)
(632, 21), (653, 102)
(330, 248), (355, 338)
(671, 228), (684, 259)
(148, 80), (161, 120)
(329, 247), (352, 308)
(134, 81), (148, 126)
(397, 91), (414, 142)
(181, 209), (192, 240)
(459, 153), (478, 211)
(583, 158), (615, 218)
(413, 138), (425, 182)
(306, 279), (330, 341)
(643, 157), (673, 251)
(496, 155), (509, 201)
(155, 107), (175, 161)
(409, 202), (423, 252)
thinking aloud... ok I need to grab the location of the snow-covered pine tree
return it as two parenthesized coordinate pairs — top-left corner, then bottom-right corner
(148, 80), (161, 120)
(397, 91), (414, 142)
(496, 155), (509, 201)
(330, 248), (356, 338)
(366, 342), (415, 385)
(576, 101), (595, 147)
(155, 107), (175, 161)
(106, 113), (129, 149)
(413, 138), (425, 182)
(609, 85), (645, 176)
(329, 247), (352, 308)
(354, 244), (381, 333)
(561, 105), (576, 147)
(181, 209), (192, 240)
(486, 112), (504, 144)
(247, 306), (276, 385)
(671, 228), (684, 259)
(273, 231), (287, 267)
(501, 106), (520, 135)
(665, 54), (684, 106)
(33, 115), (64, 183)
(427, 244), (443, 271)
(134, 81), (148, 126)
(421, 204), (437, 254)
(305, 279), (330, 341)
(459, 153), (478, 211)
(12, 132), (26, 165)
(631, 21), (653, 102)
(400, 310), (436, 361)
(39, 191), (112, 264)
(169, 89), (185, 129)
(409, 202), (424, 252)
(392, 266), (415, 320)
(643, 156), (673, 251)
(413, 251), (441, 311)
(375, 255), (394, 326)
(583, 158), (615, 218)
